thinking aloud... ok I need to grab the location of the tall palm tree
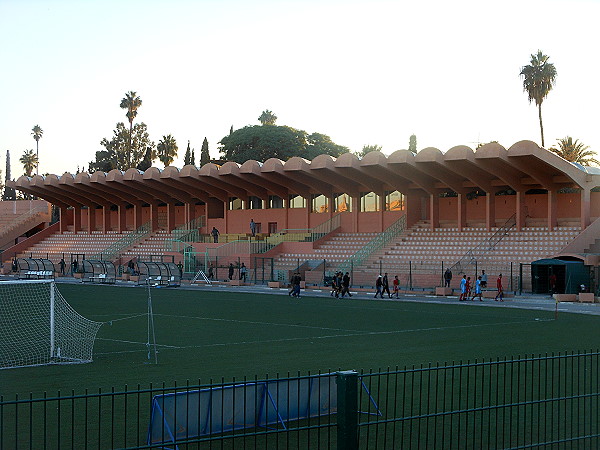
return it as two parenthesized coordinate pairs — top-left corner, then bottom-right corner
(119, 91), (142, 167)
(31, 125), (43, 174)
(156, 134), (178, 167)
(19, 149), (39, 177)
(520, 50), (557, 148)
(258, 110), (277, 125)
(549, 137), (599, 166)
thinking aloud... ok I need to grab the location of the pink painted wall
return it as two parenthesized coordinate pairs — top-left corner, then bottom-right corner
(439, 198), (457, 221)
(592, 192), (600, 220)
(358, 212), (381, 232)
(0, 200), (49, 214)
(225, 209), (288, 233)
(466, 197), (486, 220)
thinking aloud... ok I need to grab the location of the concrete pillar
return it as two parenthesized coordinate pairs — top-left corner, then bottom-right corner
(73, 206), (82, 232)
(515, 191), (526, 231)
(87, 206), (96, 233)
(166, 203), (176, 232)
(118, 204), (127, 232)
(457, 194), (467, 231)
(405, 193), (421, 228)
(429, 194), (439, 231)
(580, 188), (591, 230)
(485, 192), (496, 231)
(150, 203), (159, 231)
(352, 195), (359, 232)
(133, 203), (143, 229)
(102, 206), (111, 233)
(547, 190), (558, 230)
(379, 192), (385, 232)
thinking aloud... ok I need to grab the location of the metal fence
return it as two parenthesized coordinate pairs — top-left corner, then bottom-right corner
(2, 351), (599, 449)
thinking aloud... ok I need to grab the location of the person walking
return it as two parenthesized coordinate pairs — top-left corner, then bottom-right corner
(207, 263), (214, 280)
(228, 262), (234, 281)
(374, 275), (383, 298)
(211, 227), (220, 243)
(382, 273), (391, 298)
(471, 276), (483, 301)
(340, 272), (352, 298)
(59, 258), (66, 276)
(239, 262), (248, 282)
(292, 272), (301, 298)
(480, 270), (488, 288)
(393, 275), (400, 298)
(459, 275), (467, 301)
(444, 268), (452, 288)
(249, 219), (256, 237)
(495, 274), (504, 301)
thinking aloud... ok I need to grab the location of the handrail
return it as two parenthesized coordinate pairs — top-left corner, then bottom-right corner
(170, 215), (206, 242)
(449, 214), (516, 275)
(337, 215), (407, 273)
(90, 221), (152, 262)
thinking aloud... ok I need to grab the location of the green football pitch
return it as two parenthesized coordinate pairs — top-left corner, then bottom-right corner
(2, 283), (600, 398)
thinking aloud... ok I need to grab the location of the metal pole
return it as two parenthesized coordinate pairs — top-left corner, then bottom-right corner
(409, 260), (413, 290)
(336, 370), (358, 450)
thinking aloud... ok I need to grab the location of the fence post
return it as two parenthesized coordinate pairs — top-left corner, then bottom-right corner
(336, 370), (358, 450)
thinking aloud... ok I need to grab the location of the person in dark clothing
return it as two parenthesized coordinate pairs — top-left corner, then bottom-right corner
(382, 273), (391, 298)
(59, 258), (66, 275)
(211, 227), (220, 243)
(340, 272), (352, 298)
(374, 275), (383, 298)
(228, 263), (234, 280)
(444, 269), (452, 287)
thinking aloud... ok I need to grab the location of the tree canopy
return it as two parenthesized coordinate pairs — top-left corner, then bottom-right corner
(408, 135), (417, 153)
(356, 144), (382, 158)
(90, 122), (155, 172)
(19, 149), (38, 177)
(157, 134), (178, 166)
(219, 125), (348, 163)
(549, 137), (599, 166)
(258, 110), (277, 125)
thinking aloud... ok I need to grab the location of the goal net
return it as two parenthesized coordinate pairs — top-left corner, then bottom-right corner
(0, 280), (103, 369)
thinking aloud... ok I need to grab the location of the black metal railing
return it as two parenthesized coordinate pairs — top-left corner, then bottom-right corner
(1, 351), (598, 449)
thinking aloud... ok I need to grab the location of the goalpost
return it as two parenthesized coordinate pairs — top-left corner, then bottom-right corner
(0, 280), (103, 369)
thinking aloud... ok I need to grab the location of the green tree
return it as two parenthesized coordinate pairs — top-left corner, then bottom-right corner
(520, 50), (557, 148)
(183, 141), (192, 166)
(19, 149), (38, 177)
(549, 137), (599, 166)
(408, 134), (417, 153)
(191, 149), (196, 166)
(31, 125), (43, 175)
(258, 109), (277, 125)
(356, 144), (382, 158)
(200, 137), (210, 166)
(137, 147), (154, 171)
(305, 133), (349, 159)
(157, 134), (178, 167)
(3, 150), (15, 200)
(219, 125), (306, 163)
(90, 122), (154, 172)
(119, 91), (143, 166)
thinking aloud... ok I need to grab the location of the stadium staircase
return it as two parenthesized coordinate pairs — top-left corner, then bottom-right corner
(0, 206), (51, 251)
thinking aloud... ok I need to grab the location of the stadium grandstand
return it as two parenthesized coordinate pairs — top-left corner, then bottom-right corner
(3, 140), (600, 293)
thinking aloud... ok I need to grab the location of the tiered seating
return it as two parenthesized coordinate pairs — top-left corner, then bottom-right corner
(17, 231), (125, 263)
(273, 232), (378, 271)
(119, 230), (171, 260)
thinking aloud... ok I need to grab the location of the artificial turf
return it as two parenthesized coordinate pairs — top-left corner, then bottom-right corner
(2, 283), (599, 399)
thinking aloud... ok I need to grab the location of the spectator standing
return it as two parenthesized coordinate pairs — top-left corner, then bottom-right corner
(71, 259), (78, 275)
(374, 275), (383, 298)
(211, 227), (220, 243)
(240, 262), (248, 282)
(228, 262), (234, 280)
(495, 274), (504, 301)
(444, 269), (452, 287)
(292, 273), (301, 297)
(59, 258), (66, 275)
(207, 263), (214, 280)
(249, 219), (256, 237)
(480, 270), (488, 288)
(549, 273), (557, 294)
(382, 273), (391, 298)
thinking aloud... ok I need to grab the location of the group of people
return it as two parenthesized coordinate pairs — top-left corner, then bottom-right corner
(329, 271), (352, 298)
(458, 271), (503, 302)
(227, 262), (248, 281)
(289, 272), (302, 297)
(374, 273), (400, 298)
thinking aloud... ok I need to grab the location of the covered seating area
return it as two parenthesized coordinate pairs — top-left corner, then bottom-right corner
(136, 261), (181, 287)
(17, 258), (55, 279)
(80, 259), (117, 284)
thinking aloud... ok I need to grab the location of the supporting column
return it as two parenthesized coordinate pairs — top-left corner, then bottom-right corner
(59, 207), (69, 233)
(429, 194), (440, 231)
(515, 191), (526, 231)
(405, 193), (421, 229)
(184, 203), (192, 225)
(379, 192), (385, 232)
(352, 195), (359, 233)
(150, 203), (159, 231)
(457, 194), (467, 231)
(485, 192), (496, 231)
(73, 206), (82, 232)
(133, 203), (143, 229)
(102, 206), (111, 233)
(166, 203), (176, 232)
(118, 204), (127, 232)
(547, 190), (558, 230)
(87, 206), (96, 233)
(580, 188), (591, 230)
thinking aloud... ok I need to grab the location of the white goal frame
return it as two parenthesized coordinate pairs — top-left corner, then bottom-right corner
(0, 280), (103, 369)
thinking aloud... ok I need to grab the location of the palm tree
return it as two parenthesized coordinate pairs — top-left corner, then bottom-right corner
(31, 125), (43, 174)
(258, 110), (277, 125)
(119, 91), (142, 167)
(549, 137), (599, 166)
(520, 50), (557, 148)
(20, 149), (39, 177)
(156, 134), (178, 167)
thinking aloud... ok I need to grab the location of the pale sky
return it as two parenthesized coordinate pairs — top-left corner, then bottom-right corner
(1, 0), (599, 178)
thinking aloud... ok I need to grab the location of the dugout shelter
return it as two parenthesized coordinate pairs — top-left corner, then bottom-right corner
(17, 258), (55, 279)
(531, 258), (590, 295)
(80, 259), (117, 284)
(136, 261), (181, 286)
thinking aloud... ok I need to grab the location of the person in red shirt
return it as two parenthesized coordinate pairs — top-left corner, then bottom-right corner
(393, 275), (399, 298)
(495, 274), (504, 301)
